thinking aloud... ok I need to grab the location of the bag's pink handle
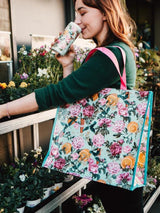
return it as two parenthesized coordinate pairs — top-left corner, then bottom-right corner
(85, 46), (127, 90)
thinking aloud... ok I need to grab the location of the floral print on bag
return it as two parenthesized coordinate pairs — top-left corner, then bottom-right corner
(43, 88), (153, 190)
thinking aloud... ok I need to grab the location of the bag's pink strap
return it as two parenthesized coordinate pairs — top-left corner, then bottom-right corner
(85, 46), (127, 90)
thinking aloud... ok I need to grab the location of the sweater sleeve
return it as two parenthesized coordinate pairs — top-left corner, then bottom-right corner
(35, 45), (135, 111)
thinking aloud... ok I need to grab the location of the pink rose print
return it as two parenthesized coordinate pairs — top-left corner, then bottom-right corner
(116, 173), (132, 184)
(100, 88), (111, 95)
(118, 139), (124, 145)
(72, 136), (85, 149)
(107, 162), (121, 174)
(44, 156), (54, 167)
(89, 163), (99, 174)
(123, 145), (132, 153)
(99, 98), (106, 105)
(139, 91), (149, 97)
(110, 142), (122, 156)
(112, 120), (125, 133)
(88, 158), (94, 164)
(54, 126), (60, 135)
(69, 104), (81, 117)
(71, 153), (79, 160)
(74, 123), (79, 129)
(54, 158), (66, 169)
(137, 103), (147, 116)
(83, 105), (94, 117)
(98, 118), (112, 127)
(77, 98), (87, 106)
(93, 134), (105, 147)
(50, 145), (59, 158)
(118, 105), (128, 117)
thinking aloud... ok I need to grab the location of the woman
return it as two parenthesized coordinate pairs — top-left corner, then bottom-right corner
(0, 0), (143, 212)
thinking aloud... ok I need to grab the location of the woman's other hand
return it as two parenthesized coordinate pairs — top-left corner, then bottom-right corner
(55, 45), (75, 78)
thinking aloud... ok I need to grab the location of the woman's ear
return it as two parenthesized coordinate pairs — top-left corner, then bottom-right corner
(102, 13), (107, 21)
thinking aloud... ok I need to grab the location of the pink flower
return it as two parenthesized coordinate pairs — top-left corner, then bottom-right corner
(54, 158), (66, 169)
(83, 105), (95, 117)
(110, 142), (122, 156)
(123, 145), (132, 153)
(44, 156), (53, 167)
(118, 103), (128, 117)
(54, 126), (60, 135)
(69, 104), (81, 117)
(77, 98), (87, 106)
(116, 173), (132, 184)
(100, 88), (111, 95)
(112, 120), (125, 133)
(137, 103), (147, 115)
(139, 91), (149, 97)
(118, 139), (124, 144)
(99, 98), (106, 105)
(72, 136), (84, 149)
(93, 134), (105, 147)
(118, 107), (128, 117)
(71, 153), (79, 160)
(74, 123), (79, 129)
(88, 158), (94, 164)
(107, 162), (120, 174)
(50, 145), (59, 158)
(89, 163), (99, 174)
(98, 118), (112, 127)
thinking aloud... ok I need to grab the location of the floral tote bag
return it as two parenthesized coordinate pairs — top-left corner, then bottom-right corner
(43, 47), (153, 191)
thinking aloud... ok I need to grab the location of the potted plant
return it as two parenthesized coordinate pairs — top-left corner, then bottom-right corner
(50, 170), (65, 192)
(72, 194), (93, 213)
(38, 167), (55, 199)
(25, 171), (44, 208)
(0, 183), (17, 213)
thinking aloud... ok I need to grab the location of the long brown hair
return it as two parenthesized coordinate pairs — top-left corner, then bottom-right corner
(73, 0), (136, 51)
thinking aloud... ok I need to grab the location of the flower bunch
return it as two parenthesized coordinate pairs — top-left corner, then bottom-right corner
(87, 196), (106, 213)
(72, 194), (93, 209)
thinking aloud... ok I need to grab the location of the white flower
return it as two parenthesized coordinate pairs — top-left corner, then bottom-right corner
(36, 146), (42, 154)
(37, 68), (49, 78)
(23, 50), (27, 55)
(19, 174), (26, 182)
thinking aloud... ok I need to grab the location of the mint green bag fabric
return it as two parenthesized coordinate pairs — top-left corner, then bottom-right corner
(43, 47), (153, 191)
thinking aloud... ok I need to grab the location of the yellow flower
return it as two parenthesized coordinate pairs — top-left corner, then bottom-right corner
(62, 142), (72, 154)
(0, 209), (4, 212)
(0, 82), (7, 89)
(127, 121), (139, 133)
(8, 81), (15, 87)
(79, 149), (91, 162)
(106, 93), (119, 106)
(20, 82), (28, 88)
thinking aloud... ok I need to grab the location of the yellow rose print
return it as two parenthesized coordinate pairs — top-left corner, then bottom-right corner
(127, 121), (139, 133)
(79, 149), (91, 162)
(62, 142), (72, 154)
(106, 93), (119, 106)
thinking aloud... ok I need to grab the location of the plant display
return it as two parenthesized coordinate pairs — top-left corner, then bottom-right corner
(0, 147), (66, 212)
(0, 44), (91, 105)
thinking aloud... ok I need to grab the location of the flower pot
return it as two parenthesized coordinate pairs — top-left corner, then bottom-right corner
(52, 182), (63, 192)
(26, 198), (41, 208)
(16, 206), (25, 213)
(43, 186), (52, 199)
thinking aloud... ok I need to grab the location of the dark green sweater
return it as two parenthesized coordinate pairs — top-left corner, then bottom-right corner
(35, 42), (136, 111)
